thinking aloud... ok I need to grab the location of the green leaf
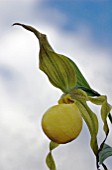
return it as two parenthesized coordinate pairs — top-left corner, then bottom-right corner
(12, 23), (94, 94)
(46, 152), (56, 170)
(99, 144), (112, 164)
(75, 100), (98, 155)
(66, 58), (91, 89)
(13, 23), (77, 93)
(39, 51), (77, 93)
(46, 141), (59, 170)
(101, 101), (111, 136)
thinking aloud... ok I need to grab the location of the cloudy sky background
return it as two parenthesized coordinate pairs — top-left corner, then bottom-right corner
(0, 1), (112, 170)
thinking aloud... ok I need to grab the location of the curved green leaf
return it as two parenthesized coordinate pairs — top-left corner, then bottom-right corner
(46, 152), (56, 170)
(63, 56), (91, 89)
(99, 144), (112, 164)
(13, 23), (77, 93)
(39, 51), (77, 93)
(46, 141), (59, 170)
(13, 23), (92, 93)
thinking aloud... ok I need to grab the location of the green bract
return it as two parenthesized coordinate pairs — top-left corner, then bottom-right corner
(13, 23), (78, 93)
(12, 23), (93, 93)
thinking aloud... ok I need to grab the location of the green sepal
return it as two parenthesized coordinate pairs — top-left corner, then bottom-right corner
(69, 88), (88, 101)
(89, 95), (111, 136)
(101, 101), (111, 136)
(80, 87), (112, 124)
(75, 100), (98, 155)
(88, 95), (107, 105)
(46, 141), (59, 170)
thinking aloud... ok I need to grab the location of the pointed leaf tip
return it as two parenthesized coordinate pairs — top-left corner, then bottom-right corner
(12, 23), (22, 26)
(12, 23), (42, 39)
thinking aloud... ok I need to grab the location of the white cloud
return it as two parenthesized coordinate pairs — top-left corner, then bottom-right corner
(0, 1), (112, 170)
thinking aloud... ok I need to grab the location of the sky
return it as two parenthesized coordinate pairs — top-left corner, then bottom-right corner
(0, 0), (112, 170)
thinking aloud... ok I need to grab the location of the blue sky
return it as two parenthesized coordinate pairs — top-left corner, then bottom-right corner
(42, 1), (112, 48)
(0, 1), (112, 170)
